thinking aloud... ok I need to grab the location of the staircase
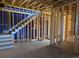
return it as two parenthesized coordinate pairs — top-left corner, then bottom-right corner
(0, 34), (14, 50)
(0, 5), (40, 50)
(8, 13), (39, 34)
(3, 5), (40, 35)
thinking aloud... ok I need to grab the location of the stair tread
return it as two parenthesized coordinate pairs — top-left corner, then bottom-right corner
(0, 34), (11, 35)
(0, 45), (14, 50)
(0, 42), (13, 46)
(0, 38), (13, 41)
(0, 35), (12, 38)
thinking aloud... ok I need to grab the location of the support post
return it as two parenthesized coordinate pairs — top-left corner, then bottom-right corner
(42, 13), (44, 40)
(27, 24), (29, 42)
(33, 20), (35, 39)
(60, 7), (64, 42)
(48, 14), (51, 39)
(36, 16), (39, 40)
(75, 0), (79, 54)
(44, 13), (46, 40)
(50, 8), (55, 45)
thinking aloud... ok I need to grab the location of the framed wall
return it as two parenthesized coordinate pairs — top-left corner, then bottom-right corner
(52, 0), (77, 45)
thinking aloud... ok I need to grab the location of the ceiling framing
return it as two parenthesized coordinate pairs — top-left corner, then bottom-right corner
(0, 0), (77, 13)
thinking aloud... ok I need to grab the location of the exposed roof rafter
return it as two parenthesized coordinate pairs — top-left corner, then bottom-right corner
(40, 6), (47, 10)
(20, 0), (28, 6)
(53, 0), (63, 4)
(2, 0), (5, 3)
(44, 6), (50, 11)
(27, 1), (36, 8)
(3, 0), (68, 13)
(26, 0), (31, 7)
(34, 4), (43, 9)
(12, 0), (16, 5)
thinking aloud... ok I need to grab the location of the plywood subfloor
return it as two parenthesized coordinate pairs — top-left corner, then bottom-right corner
(0, 39), (78, 58)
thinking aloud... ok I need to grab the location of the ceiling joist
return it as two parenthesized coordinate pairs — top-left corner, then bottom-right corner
(2, 0), (68, 13)
(53, 0), (63, 5)
(40, 6), (47, 10)
(27, 1), (36, 8)
(44, 6), (50, 11)
(12, 0), (16, 5)
(32, 2), (38, 7)
(20, 0), (28, 6)
(34, 4), (43, 9)
(26, 0), (31, 7)
(2, 0), (5, 3)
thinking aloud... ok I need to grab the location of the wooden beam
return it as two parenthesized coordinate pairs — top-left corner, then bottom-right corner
(53, 0), (63, 4)
(44, 6), (50, 11)
(53, 0), (76, 8)
(45, 6), (49, 10)
(40, 5), (47, 10)
(20, 0), (28, 6)
(2, 0), (5, 3)
(33, 2), (38, 7)
(43, 12), (51, 14)
(12, 0), (16, 5)
(27, 0), (31, 4)
(34, 4), (43, 9)
(20, 0), (25, 4)
(46, 0), (63, 7)
(21, 0), (24, 2)
(26, 0), (31, 7)
(27, 1), (36, 8)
